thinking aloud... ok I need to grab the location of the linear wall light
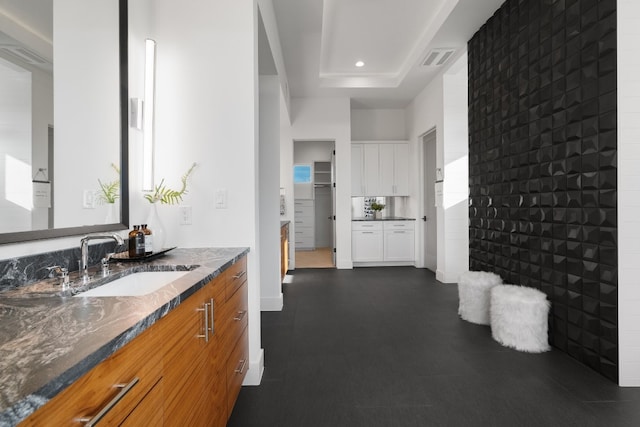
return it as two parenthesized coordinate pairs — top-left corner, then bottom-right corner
(142, 38), (156, 191)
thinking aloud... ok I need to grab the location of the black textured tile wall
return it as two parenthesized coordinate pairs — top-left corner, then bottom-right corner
(468, 0), (617, 382)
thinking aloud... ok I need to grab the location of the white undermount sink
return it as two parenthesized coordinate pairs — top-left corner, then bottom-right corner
(75, 271), (190, 297)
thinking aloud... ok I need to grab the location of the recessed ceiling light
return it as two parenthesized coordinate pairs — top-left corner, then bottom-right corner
(355, 61), (365, 67)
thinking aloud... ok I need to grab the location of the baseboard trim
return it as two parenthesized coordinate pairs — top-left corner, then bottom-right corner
(242, 348), (264, 386)
(436, 270), (462, 283)
(261, 294), (284, 311)
(337, 259), (353, 269)
(353, 261), (415, 267)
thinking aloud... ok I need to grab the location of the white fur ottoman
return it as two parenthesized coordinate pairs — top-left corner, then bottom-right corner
(457, 271), (503, 325)
(490, 285), (551, 353)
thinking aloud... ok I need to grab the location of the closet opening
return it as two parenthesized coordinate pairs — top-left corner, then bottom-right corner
(293, 140), (336, 269)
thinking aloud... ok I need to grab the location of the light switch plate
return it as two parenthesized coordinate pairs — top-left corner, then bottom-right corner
(215, 189), (227, 209)
(82, 190), (96, 209)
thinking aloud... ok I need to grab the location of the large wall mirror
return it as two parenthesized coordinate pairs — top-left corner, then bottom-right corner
(0, 0), (128, 245)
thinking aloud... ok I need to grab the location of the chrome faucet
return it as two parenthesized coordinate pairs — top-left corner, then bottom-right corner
(80, 234), (124, 283)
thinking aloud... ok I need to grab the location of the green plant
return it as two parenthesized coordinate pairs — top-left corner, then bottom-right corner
(97, 163), (120, 204)
(371, 202), (385, 211)
(144, 163), (197, 204)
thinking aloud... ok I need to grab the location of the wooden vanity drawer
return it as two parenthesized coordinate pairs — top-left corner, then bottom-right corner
(226, 327), (249, 419)
(21, 325), (162, 426)
(219, 280), (248, 352)
(222, 256), (247, 301)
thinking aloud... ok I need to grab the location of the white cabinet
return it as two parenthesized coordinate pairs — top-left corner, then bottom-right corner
(352, 222), (383, 262)
(351, 142), (409, 196)
(294, 199), (315, 250)
(352, 220), (415, 265)
(351, 144), (364, 196)
(383, 221), (415, 261)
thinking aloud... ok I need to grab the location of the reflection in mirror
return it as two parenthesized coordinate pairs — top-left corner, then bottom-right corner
(0, 0), (128, 244)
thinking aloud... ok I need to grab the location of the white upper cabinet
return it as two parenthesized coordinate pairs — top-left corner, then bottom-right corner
(351, 144), (364, 196)
(351, 142), (409, 197)
(363, 144), (381, 196)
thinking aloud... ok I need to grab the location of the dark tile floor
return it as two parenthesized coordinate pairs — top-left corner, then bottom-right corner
(228, 267), (640, 427)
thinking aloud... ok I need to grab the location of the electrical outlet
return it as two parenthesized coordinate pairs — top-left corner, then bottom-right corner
(180, 206), (192, 225)
(215, 189), (227, 209)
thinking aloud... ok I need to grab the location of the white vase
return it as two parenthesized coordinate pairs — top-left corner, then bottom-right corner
(145, 203), (166, 252)
(374, 211), (382, 220)
(104, 203), (116, 224)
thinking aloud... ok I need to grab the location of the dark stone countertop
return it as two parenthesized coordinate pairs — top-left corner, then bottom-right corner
(351, 217), (416, 221)
(0, 247), (249, 426)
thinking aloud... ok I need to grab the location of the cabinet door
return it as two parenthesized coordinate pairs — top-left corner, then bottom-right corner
(21, 324), (163, 427)
(393, 143), (409, 195)
(120, 378), (164, 427)
(363, 144), (380, 196)
(379, 144), (395, 196)
(352, 230), (383, 262)
(384, 229), (415, 261)
(351, 144), (364, 196)
(160, 285), (212, 426)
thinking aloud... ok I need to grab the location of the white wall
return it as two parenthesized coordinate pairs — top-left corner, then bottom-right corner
(279, 91), (295, 258)
(294, 141), (334, 164)
(259, 75), (283, 311)
(440, 56), (469, 282)
(617, 0), (640, 387)
(131, 0), (264, 385)
(406, 72), (444, 272)
(351, 108), (407, 140)
(285, 97), (352, 269)
(405, 53), (469, 283)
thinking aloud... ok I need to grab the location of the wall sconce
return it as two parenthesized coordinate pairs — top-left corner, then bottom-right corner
(142, 38), (156, 191)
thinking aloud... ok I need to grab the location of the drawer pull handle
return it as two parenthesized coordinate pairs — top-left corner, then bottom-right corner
(393, 231), (405, 234)
(197, 303), (210, 342)
(209, 298), (215, 335)
(235, 359), (247, 374)
(234, 310), (247, 321)
(233, 271), (246, 280)
(362, 232), (374, 234)
(77, 377), (139, 426)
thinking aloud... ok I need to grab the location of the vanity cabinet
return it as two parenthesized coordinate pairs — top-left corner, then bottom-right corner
(281, 223), (289, 280)
(21, 322), (163, 426)
(159, 274), (226, 427)
(351, 142), (409, 197)
(20, 255), (249, 427)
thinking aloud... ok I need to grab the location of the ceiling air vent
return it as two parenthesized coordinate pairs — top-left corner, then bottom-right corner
(0, 45), (49, 65)
(421, 48), (456, 67)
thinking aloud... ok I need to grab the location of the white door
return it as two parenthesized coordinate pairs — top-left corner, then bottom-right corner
(423, 131), (437, 271)
(331, 149), (336, 266)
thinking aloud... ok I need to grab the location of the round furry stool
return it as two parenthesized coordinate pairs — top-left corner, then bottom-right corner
(490, 285), (551, 353)
(457, 271), (503, 325)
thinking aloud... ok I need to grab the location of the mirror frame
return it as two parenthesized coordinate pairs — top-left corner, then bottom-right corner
(0, 0), (129, 245)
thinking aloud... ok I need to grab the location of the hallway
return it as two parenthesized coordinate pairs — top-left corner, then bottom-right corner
(229, 268), (640, 427)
